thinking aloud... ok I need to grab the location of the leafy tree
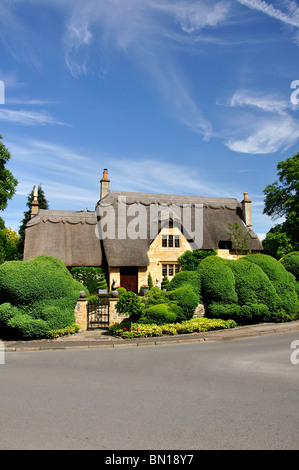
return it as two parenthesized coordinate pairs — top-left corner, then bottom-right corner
(18, 184), (49, 257)
(0, 227), (19, 263)
(263, 153), (299, 258)
(0, 135), (18, 212)
(227, 222), (251, 256)
(178, 249), (216, 271)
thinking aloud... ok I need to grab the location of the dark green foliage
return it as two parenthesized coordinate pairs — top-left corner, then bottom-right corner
(71, 267), (103, 294)
(207, 302), (241, 322)
(138, 303), (179, 325)
(143, 287), (170, 306)
(227, 259), (279, 313)
(178, 249), (216, 271)
(239, 303), (270, 325)
(280, 251), (299, 280)
(115, 291), (142, 321)
(97, 273), (108, 290)
(198, 256), (238, 305)
(0, 255), (84, 339)
(167, 270), (201, 297)
(161, 275), (169, 290)
(244, 254), (299, 318)
(167, 285), (199, 320)
(0, 135), (18, 212)
(147, 272), (154, 289)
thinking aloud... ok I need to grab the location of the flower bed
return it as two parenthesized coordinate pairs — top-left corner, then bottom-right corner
(109, 317), (237, 339)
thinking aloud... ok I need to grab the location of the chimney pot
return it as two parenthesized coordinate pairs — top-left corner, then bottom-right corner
(100, 168), (110, 200)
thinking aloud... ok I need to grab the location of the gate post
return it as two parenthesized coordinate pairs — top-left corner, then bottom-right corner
(75, 298), (88, 331)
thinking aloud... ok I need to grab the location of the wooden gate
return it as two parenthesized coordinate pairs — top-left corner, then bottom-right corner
(87, 296), (110, 329)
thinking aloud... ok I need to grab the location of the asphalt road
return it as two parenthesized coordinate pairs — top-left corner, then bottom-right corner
(0, 332), (298, 450)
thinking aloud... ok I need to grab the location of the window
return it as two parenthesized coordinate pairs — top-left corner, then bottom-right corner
(218, 240), (232, 250)
(162, 235), (180, 248)
(162, 264), (180, 277)
(162, 265), (168, 277)
(162, 236), (167, 248)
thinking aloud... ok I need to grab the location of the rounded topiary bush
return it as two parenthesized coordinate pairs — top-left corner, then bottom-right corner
(227, 259), (280, 314)
(243, 254), (299, 319)
(139, 303), (180, 325)
(280, 251), (299, 280)
(0, 255), (85, 340)
(198, 256), (238, 305)
(167, 285), (199, 320)
(207, 302), (241, 322)
(167, 270), (201, 297)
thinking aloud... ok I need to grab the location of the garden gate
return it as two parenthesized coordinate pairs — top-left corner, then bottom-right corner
(87, 296), (110, 329)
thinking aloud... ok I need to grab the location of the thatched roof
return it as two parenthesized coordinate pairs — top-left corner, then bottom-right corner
(96, 191), (263, 267)
(23, 209), (102, 267)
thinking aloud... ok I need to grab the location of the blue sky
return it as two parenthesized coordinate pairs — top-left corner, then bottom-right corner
(1, 0), (299, 240)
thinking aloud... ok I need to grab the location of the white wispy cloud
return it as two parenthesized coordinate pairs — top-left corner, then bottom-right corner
(223, 88), (299, 154)
(236, 0), (299, 27)
(0, 108), (69, 126)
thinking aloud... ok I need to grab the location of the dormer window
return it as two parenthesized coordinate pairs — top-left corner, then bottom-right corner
(162, 235), (180, 248)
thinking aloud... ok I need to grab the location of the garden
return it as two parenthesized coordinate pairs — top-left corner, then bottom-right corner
(0, 251), (298, 341)
(110, 251), (299, 339)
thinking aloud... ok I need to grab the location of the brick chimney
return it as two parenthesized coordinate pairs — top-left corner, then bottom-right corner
(30, 186), (39, 218)
(242, 192), (252, 230)
(100, 168), (110, 200)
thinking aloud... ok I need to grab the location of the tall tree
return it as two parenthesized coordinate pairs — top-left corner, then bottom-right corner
(0, 135), (18, 227)
(263, 153), (299, 258)
(18, 184), (49, 258)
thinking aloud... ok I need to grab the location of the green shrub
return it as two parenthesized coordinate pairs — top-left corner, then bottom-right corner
(207, 302), (241, 322)
(143, 287), (170, 306)
(167, 270), (201, 297)
(161, 275), (169, 290)
(178, 249), (216, 271)
(280, 251), (299, 280)
(167, 285), (199, 320)
(71, 267), (103, 294)
(0, 255), (84, 340)
(227, 259), (280, 313)
(115, 291), (143, 321)
(239, 303), (270, 325)
(244, 254), (299, 318)
(139, 303), (178, 325)
(198, 256), (238, 305)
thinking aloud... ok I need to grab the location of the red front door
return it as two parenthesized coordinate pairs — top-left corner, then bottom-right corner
(120, 267), (138, 294)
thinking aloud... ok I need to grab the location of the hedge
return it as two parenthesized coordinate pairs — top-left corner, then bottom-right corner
(227, 259), (279, 312)
(280, 251), (299, 281)
(0, 255), (85, 340)
(198, 256), (238, 305)
(244, 254), (299, 319)
(167, 285), (199, 320)
(138, 302), (180, 325)
(166, 270), (201, 297)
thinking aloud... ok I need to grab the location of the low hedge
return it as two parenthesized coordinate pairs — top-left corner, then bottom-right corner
(110, 317), (237, 338)
(138, 302), (181, 325)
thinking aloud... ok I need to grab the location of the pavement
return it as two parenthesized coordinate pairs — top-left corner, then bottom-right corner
(2, 320), (299, 352)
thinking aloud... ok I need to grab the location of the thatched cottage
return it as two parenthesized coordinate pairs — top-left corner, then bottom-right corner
(24, 169), (262, 293)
